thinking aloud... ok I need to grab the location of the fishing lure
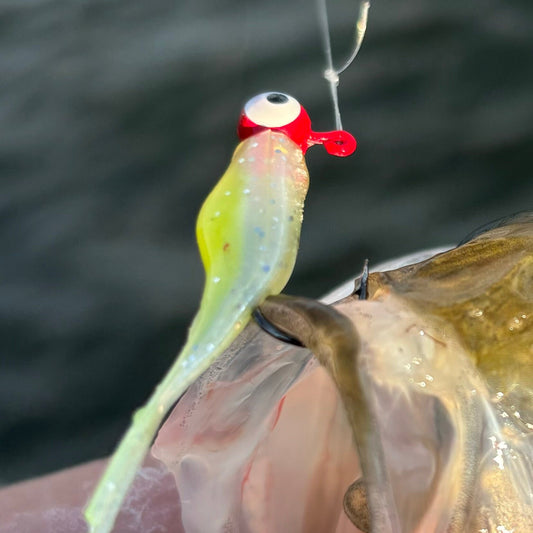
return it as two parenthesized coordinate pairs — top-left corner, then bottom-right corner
(84, 92), (356, 533)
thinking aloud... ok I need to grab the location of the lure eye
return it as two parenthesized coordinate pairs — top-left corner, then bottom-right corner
(244, 92), (302, 128)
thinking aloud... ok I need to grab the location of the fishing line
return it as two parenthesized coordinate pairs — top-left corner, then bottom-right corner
(317, 0), (342, 130)
(317, 0), (370, 130)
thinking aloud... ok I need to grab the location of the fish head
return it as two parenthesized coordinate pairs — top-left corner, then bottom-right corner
(152, 213), (532, 533)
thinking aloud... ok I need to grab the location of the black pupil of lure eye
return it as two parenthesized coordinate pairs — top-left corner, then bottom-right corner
(267, 93), (289, 105)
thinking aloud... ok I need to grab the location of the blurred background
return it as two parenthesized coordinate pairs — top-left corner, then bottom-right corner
(1, 0), (532, 484)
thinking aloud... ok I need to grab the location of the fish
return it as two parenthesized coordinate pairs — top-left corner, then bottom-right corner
(153, 213), (532, 532)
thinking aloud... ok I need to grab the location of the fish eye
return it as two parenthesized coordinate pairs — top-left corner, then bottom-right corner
(244, 92), (301, 128)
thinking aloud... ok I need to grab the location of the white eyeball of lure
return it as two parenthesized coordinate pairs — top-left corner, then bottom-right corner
(244, 92), (301, 127)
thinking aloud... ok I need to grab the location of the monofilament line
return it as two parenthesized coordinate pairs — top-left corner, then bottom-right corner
(337, 1), (370, 75)
(317, 0), (343, 130)
(317, 1), (370, 130)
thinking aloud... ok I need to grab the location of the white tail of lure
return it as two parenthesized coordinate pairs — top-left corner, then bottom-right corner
(84, 92), (357, 533)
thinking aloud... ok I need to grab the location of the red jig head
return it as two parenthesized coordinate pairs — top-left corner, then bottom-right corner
(237, 92), (356, 157)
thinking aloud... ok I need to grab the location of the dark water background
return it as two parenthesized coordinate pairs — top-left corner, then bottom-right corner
(1, 0), (532, 484)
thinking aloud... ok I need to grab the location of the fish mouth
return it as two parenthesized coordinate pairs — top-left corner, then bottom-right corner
(152, 214), (532, 533)
(257, 293), (466, 532)
(259, 285), (532, 533)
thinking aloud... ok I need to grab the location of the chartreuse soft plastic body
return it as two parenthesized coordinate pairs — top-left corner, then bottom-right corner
(84, 92), (356, 533)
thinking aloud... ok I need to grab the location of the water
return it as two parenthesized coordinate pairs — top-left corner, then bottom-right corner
(1, 0), (532, 483)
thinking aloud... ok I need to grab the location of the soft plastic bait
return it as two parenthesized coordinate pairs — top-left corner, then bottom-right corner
(84, 91), (356, 533)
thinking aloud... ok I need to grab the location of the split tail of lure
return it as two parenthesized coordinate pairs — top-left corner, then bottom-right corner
(84, 92), (356, 533)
